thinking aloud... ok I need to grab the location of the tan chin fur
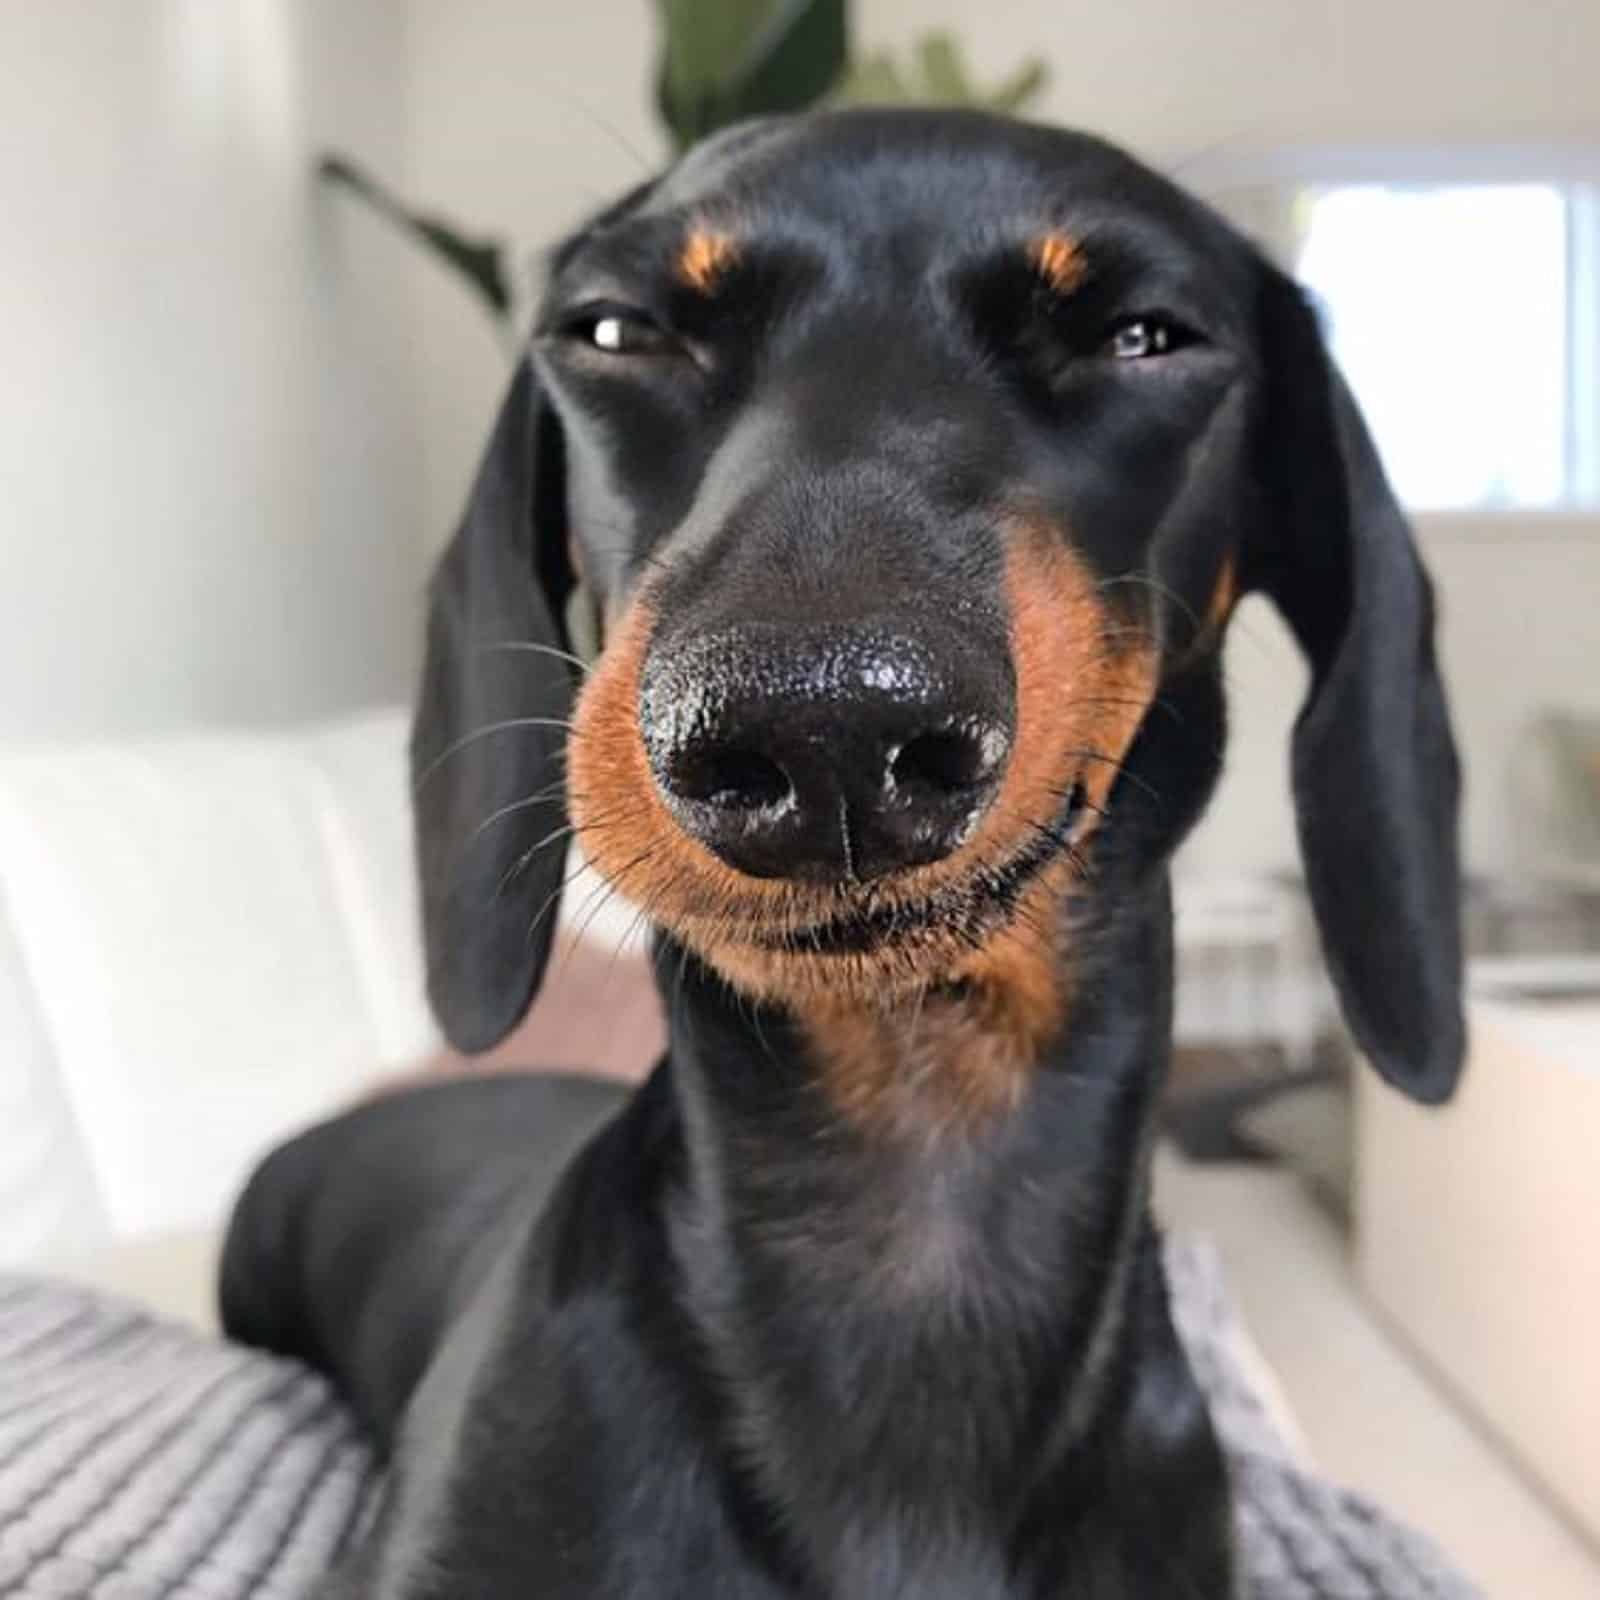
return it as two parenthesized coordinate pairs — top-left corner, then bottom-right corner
(566, 525), (1157, 1133)
(800, 855), (1081, 1139)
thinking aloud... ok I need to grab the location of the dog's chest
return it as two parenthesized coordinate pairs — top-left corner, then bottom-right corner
(675, 1139), (1111, 1595)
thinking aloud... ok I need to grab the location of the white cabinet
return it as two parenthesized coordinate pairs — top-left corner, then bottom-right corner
(1355, 959), (1600, 1545)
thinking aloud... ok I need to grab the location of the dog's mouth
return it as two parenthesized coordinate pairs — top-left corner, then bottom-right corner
(751, 781), (1092, 958)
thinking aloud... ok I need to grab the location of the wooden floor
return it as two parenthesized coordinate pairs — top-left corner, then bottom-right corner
(1155, 1151), (1600, 1600)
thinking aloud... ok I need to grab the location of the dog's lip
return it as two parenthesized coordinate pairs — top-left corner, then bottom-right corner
(745, 783), (1090, 956)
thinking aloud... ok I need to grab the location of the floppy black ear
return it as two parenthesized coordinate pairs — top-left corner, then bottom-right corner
(411, 356), (577, 1052)
(1251, 270), (1465, 1103)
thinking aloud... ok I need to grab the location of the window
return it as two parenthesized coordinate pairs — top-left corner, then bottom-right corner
(1291, 181), (1600, 512)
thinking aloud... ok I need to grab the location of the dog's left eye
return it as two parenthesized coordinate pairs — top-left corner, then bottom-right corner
(1102, 316), (1190, 360)
(564, 306), (677, 357)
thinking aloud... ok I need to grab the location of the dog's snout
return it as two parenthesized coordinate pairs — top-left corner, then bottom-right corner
(641, 624), (1013, 883)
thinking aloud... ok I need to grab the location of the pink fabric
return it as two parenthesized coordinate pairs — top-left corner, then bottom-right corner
(399, 945), (663, 1090)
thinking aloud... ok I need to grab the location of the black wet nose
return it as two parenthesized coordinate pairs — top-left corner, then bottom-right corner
(640, 624), (1014, 883)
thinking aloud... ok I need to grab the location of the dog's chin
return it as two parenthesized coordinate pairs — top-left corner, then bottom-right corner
(645, 807), (1090, 1010)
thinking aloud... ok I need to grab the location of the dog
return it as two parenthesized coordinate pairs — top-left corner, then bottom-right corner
(221, 108), (1464, 1598)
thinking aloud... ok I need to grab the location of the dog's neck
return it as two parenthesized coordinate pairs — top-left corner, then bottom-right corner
(654, 876), (1178, 1588)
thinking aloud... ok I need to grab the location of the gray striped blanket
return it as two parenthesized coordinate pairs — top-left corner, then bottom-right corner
(0, 1243), (1477, 1598)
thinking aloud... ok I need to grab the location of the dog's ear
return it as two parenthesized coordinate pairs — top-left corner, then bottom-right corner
(411, 355), (576, 1052)
(1249, 268), (1465, 1103)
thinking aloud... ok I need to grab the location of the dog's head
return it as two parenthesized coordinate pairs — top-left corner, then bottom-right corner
(413, 110), (1463, 1105)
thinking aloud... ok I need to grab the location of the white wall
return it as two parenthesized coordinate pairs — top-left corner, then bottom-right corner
(405, 0), (666, 557)
(400, 0), (1600, 877)
(861, 0), (1600, 165)
(1190, 523), (1600, 879)
(0, 0), (423, 745)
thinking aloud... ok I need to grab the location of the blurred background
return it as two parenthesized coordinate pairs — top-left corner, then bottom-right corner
(1, 3), (1596, 1595)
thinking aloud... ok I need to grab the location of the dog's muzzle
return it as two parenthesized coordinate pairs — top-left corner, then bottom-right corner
(639, 622), (1015, 884)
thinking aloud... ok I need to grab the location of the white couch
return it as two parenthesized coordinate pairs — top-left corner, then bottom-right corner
(0, 708), (438, 1271)
(0, 707), (1329, 1278)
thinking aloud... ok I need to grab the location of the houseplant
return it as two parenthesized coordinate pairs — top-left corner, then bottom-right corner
(322, 0), (1048, 336)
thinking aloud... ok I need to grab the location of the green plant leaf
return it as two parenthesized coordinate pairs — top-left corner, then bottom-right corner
(318, 155), (512, 326)
(657, 0), (769, 141)
(655, 0), (847, 149)
(832, 31), (1049, 114)
(988, 58), (1050, 114)
(914, 33), (969, 102)
(833, 52), (911, 104)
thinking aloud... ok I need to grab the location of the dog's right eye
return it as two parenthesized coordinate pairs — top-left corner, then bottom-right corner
(562, 305), (676, 358)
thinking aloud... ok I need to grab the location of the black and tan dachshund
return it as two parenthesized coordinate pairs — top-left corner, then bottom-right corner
(221, 109), (1464, 1598)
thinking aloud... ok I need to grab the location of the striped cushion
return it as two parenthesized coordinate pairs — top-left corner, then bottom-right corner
(0, 1280), (372, 1598)
(0, 1244), (1477, 1598)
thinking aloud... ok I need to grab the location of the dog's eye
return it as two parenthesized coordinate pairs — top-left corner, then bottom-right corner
(1103, 316), (1191, 361)
(564, 305), (676, 357)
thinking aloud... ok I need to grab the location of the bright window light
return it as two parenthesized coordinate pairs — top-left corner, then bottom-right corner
(1294, 183), (1598, 511)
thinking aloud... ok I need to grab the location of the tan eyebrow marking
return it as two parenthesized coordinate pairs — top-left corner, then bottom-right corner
(1029, 231), (1086, 295)
(676, 227), (738, 293)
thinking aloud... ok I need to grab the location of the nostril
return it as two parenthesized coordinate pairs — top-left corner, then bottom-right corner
(669, 747), (792, 811)
(889, 723), (1009, 797)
